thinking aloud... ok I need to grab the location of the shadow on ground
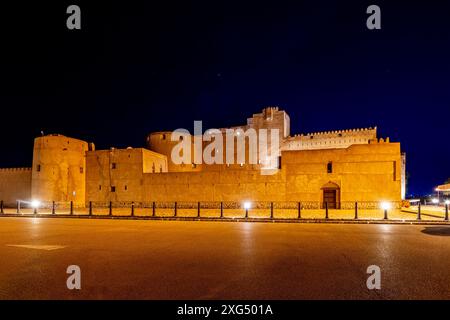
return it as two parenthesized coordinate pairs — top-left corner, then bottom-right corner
(421, 227), (450, 236)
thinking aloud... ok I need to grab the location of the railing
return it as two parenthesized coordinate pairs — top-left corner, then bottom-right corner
(1, 199), (448, 222)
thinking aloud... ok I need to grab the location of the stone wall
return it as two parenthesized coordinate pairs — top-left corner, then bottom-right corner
(141, 141), (402, 203)
(0, 168), (32, 206)
(86, 147), (168, 202)
(31, 135), (88, 207)
(146, 107), (289, 172)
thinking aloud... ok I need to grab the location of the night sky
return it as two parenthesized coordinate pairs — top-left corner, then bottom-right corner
(0, 1), (449, 196)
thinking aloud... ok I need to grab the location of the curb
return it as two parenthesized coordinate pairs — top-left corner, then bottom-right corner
(0, 213), (449, 225)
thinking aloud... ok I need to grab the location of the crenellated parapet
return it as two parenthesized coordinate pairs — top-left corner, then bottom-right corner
(282, 127), (378, 151)
(0, 167), (32, 172)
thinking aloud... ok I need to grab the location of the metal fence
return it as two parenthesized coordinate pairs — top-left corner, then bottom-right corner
(1, 199), (448, 221)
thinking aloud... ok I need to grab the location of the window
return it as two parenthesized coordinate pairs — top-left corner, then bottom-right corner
(152, 163), (155, 173)
(393, 161), (397, 181)
(99, 185), (102, 191)
(36, 164), (41, 172)
(327, 162), (333, 173)
(112, 163), (117, 169)
(80, 167), (84, 174)
(111, 186), (116, 192)
(124, 185), (128, 191)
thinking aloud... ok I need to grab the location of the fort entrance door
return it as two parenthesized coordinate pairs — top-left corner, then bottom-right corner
(321, 182), (340, 209)
(323, 190), (337, 209)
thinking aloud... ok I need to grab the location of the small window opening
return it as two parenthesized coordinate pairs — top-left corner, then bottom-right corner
(327, 162), (333, 173)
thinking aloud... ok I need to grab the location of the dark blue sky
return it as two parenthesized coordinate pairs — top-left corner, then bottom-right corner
(0, 1), (449, 196)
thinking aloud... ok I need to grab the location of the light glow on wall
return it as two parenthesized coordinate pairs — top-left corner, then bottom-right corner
(31, 200), (41, 208)
(380, 201), (391, 210)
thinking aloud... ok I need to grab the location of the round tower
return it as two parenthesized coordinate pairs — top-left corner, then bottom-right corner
(31, 134), (88, 207)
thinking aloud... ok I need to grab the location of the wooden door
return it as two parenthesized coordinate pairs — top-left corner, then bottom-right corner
(323, 190), (337, 209)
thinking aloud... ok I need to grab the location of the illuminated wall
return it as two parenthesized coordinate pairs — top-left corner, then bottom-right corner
(86, 147), (168, 202)
(0, 168), (32, 206)
(142, 140), (402, 203)
(31, 135), (88, 207)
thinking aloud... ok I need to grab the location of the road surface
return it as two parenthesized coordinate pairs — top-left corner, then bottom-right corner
(0, 217), (450, 299)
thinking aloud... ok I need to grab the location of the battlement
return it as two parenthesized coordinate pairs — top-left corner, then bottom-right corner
(296, 126), (377, 138)
(368, 137), (390, 144)
(282, 126), (378, 151)
(0, 167), (32, 172)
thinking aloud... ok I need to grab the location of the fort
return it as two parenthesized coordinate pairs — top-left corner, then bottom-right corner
(0, 107), (405, 208)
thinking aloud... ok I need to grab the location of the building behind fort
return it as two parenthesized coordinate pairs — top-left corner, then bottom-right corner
(0, 107), (406, 208)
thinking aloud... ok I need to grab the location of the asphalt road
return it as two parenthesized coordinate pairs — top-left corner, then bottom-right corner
(1, 217), (450, 299)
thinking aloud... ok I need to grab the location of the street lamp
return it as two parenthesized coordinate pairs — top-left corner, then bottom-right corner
(31, 200), (40, 214)
(431, 198), (439, 205)
(243, 201), (251, 218)
(381, 201), (391, 220)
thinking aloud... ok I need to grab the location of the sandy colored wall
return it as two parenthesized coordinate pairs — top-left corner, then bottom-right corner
(282, 141), (402, 203)
(0, 168), (32, 206)
(86, 148), (168, 202)
(31, 135), (88, 206)
(141, 142), (402, 203)
(142, 149), (168, 173)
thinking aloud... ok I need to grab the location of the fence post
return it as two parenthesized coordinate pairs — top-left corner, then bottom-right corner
(89, 201), (92, 216)
(445, 203), (449, 222)
(197, 202), (200, 218)
(34, 204), (37, 215)
(418, 202), (421, 218)
(70, 201), (73, 215)
(417, 202), (421, 220)
(220, 202), (223, 218)
(354, 202), (358, 220)
(298, 202), (301, 219)
(270, 202), (274, 219)
(325, 202), (329, 219)
(0, 200), (3, 214)
(383, 207), (388, 220)
(52, 201), (56, 215)
(174, 202), (177, 217)
(245, 205), (249, 219)
(131, 202), (135, 217)
(109, 201), (112, 216)
(17, 200), (21, 214)
(152, 201), (156, 217)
